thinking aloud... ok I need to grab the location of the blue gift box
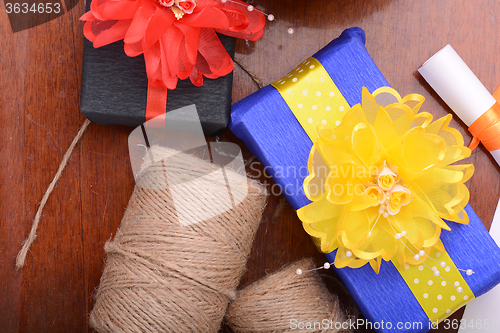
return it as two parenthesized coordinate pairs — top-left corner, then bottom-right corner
(229, 27), (500, 332)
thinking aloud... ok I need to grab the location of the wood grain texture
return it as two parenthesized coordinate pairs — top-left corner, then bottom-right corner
(1, 0), (499, 332)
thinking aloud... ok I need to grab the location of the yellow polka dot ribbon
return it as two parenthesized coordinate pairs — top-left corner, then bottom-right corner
(393, 248), (474, 324)
(271, 57), (350, 143)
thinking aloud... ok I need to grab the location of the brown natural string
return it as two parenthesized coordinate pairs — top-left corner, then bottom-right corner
(235, 58), (264, 89)
(16, 118), (92, 269)
(89, 146), (267, 333)
(244, 154), (257, 168)
(225, 258), (353, 333)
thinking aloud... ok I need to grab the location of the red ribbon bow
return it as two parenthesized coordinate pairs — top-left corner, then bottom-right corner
(81, 0), (266, 121)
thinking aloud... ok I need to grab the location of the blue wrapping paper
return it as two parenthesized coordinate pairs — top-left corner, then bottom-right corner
(229, 27), (500, 332)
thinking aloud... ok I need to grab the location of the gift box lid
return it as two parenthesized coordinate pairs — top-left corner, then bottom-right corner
(80, 1), (235, 136)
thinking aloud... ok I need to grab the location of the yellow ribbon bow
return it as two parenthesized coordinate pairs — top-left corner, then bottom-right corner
(297, 87), (474, 273)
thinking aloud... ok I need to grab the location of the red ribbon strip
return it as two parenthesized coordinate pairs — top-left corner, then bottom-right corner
(146, 83), (168, 123)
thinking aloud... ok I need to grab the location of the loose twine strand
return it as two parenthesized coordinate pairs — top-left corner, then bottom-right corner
(89, 146), (267, 332)
(226, 258), (353, 333)
(16, 118), (91, 269)
(235, 59), (264, 89)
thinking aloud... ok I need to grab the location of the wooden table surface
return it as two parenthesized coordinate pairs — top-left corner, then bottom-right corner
(1, 0), (500, 332)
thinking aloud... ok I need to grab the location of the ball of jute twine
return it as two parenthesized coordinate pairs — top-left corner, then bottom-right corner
(225, 258), (353, 333)
(89, 146), (267, 333)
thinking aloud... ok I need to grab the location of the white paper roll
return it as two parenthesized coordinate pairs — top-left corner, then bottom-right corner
(418, 45), (496, 127)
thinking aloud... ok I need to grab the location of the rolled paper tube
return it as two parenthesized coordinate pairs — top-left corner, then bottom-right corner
(225, 259), (353, 333)
(89, 146), (267, 333)
(418, 44), (500, 166)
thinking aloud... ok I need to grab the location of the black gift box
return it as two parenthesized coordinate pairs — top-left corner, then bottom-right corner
(80, 4), (235, 136)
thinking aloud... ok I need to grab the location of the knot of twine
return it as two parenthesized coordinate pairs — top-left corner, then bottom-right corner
(90, 146), (267, 333)
(226, 258), (353, 333)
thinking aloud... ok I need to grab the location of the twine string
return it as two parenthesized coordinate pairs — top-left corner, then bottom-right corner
(225, 258), (352, 333)
(235, 58), (264, 89)
(89, 146), (267, 332)
(16, 119), (91, 269)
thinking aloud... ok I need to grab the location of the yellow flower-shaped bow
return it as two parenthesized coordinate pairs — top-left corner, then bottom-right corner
(297, 87), (474, 273)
